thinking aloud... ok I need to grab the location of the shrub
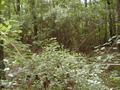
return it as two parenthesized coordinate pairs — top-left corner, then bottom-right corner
(2, 39), (110, 90)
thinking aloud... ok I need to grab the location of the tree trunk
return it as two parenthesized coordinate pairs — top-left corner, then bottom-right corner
(84, 0), (88, 35)
(117, 0), (120, 35)
(85, 0), (87, 7)
(104, 2), (108, 42)
(7, 0), (11, 19)
(0, 2), (5, 79)
(0, 40), (5, 80)
(107, 0), (114, 37)
(29, 0), (38, 40)
(16, 0), (20, 15)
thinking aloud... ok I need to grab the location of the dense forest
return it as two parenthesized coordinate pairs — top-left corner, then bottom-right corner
(0, 0), (120, 90)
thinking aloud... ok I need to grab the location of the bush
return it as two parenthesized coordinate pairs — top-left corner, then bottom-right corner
(1, 39), (110, 90)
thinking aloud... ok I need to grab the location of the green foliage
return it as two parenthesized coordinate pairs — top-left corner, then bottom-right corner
(0, 0), (120, 90)
(0, 18), (21, 44)
(1, 39), (109, 90)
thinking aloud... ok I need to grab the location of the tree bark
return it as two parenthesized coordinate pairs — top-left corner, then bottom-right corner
(0, 2), (5, 79)
(117, 0), (120, 35)
(0, 40), (5, 80)
(16, 0), (20, 15)
(107, 0), (115, 37)
(29, 0), (38, 40)
(85, 0), (87, 7)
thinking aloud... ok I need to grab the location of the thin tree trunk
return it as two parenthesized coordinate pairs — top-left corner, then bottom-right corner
(108, 9), (113, 37)
(85, 0), (87, 7)
(104, 2), (108, 42)
(111, 0), (116, 35)
(0, 40), (5, 80)
(29, 0), (38, 40)
(84, 0), (88, 35)
(107, 0), (114, 37)
(7, 0), (11, 19)
(16, 0), (20, 15)
(0, 3), (5, 80)
(117, 0), (120, 35)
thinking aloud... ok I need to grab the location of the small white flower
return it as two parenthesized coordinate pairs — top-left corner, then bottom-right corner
(4, 68), (10, 71)
(8, 73), (14, 77)
(3, 59), (9, 62)
(88, 80), (100, 84)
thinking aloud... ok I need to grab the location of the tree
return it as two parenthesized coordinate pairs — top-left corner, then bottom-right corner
(0, 0), (5, 80)
(16, 0), (20, 15)
(0, 40), (5, 80)
(117, 0), (120, 35)
(107, 0), (115, 37)
(29, 0), (38, 40)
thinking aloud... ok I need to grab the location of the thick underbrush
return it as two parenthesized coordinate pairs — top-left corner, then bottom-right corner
(0, 39), (113, 90)
(1, 20), (120, 90)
